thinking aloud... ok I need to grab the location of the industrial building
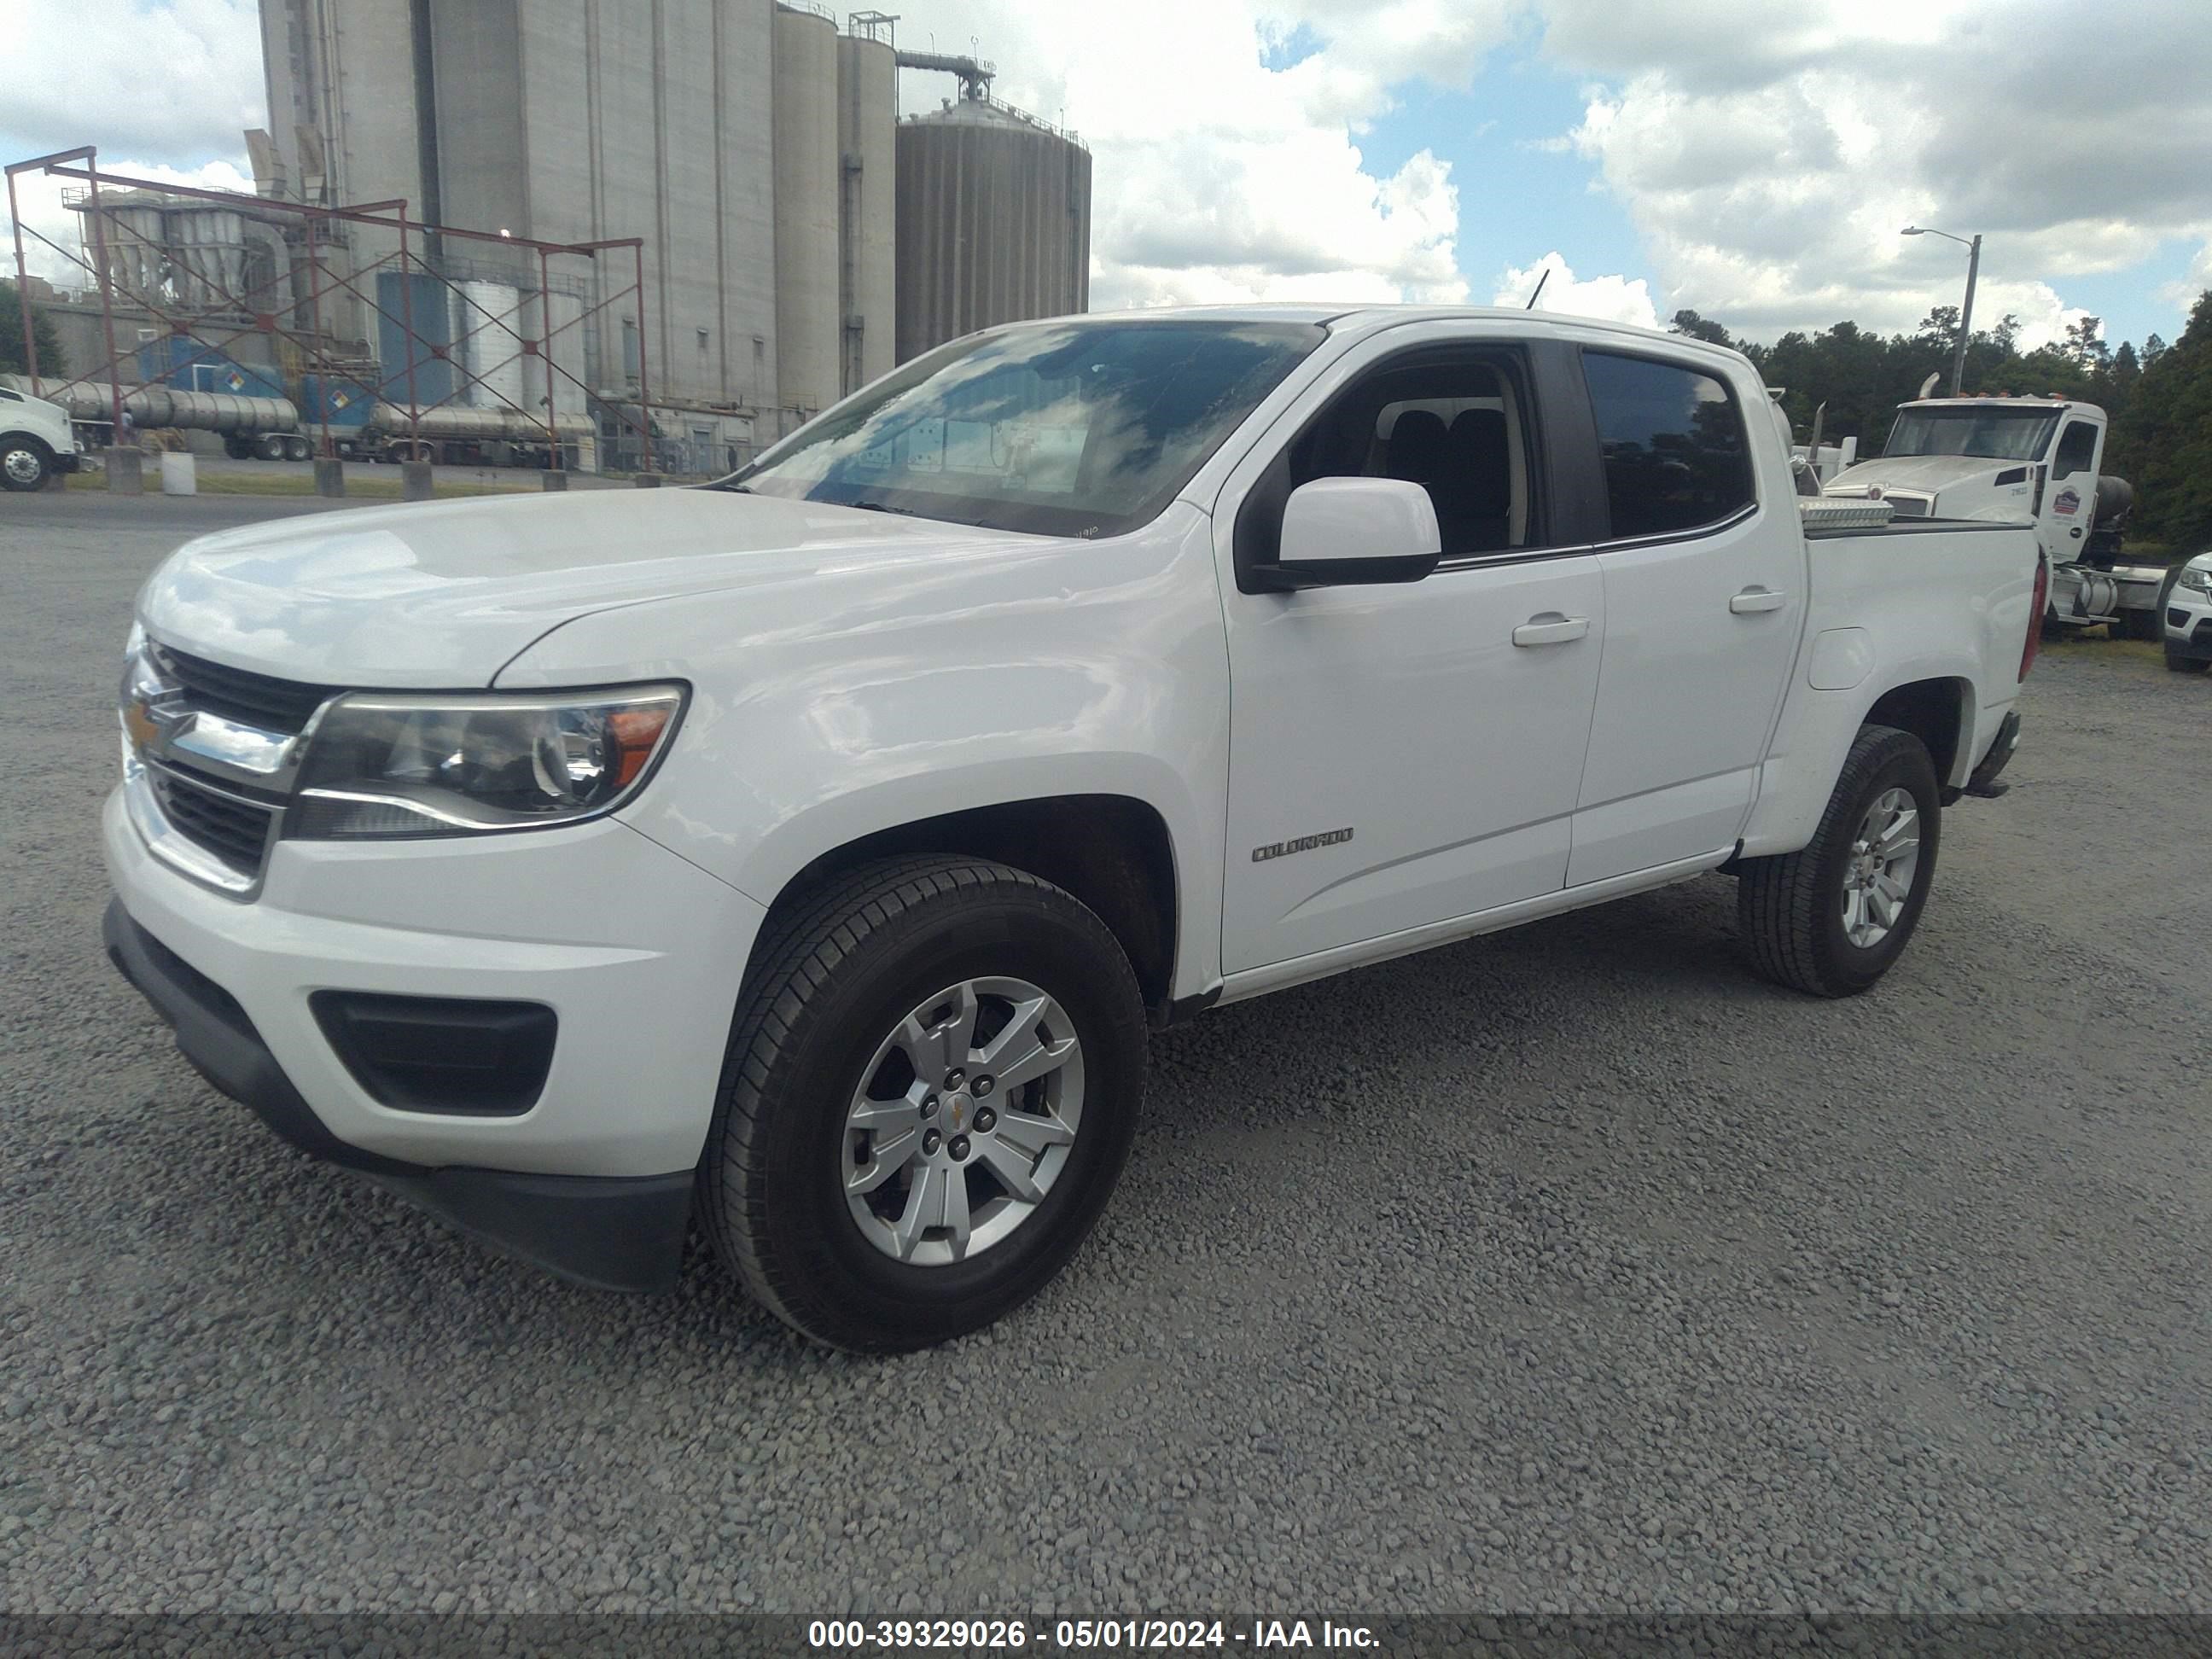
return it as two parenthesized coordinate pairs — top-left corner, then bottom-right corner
(241, 0), (1092, 469)
(11, 1), (1091, 474)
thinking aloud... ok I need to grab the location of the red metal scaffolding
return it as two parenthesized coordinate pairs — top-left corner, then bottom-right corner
(7, 146), (657, 472)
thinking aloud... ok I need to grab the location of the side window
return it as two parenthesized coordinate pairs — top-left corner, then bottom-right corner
(1236, 348), (1540, 570)
(2052, 420), (2097, 480)
(1581, 352), (1754, 539)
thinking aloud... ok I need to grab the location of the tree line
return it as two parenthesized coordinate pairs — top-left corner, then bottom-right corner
(1670, 290), (2212, 553)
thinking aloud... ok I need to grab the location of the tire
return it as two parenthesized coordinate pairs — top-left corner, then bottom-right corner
(1737, 724), (1941, 998)
(701, 856), (1147, 1352)
(283, 435), (311, 463)
(1, 434), (53, 492)
(2168, 648), (2209, 674)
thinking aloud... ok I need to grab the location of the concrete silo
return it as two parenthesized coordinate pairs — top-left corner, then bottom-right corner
(894, 99), (1092, 364)
(837, 29), (899, 394)
(772, 4), (841, 423)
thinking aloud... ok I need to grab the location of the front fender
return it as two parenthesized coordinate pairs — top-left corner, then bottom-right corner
(498, 504), (1232, 996)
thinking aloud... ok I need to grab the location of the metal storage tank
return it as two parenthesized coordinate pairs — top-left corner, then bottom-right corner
(453, 280), (526, 413)
(772, 4), (841, 421)
(836, 31), (898, 393)
(521, 288), (589, 428)
(895, 99), (1092, 364)
(375, 270), (458, 408)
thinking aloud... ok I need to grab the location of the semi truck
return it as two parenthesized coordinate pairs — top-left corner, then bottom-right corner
(3, 362), (591, 471)
(1823, 394), (2165, 637)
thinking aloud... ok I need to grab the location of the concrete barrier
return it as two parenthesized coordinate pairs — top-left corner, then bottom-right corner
(542, 469), (569, 492)
(633, 472), (662, 488)
(159, 451), (197, 496)
(314, 457), (346, 498)
(400, 461), (434, 502)
(104, 448), (143, 495)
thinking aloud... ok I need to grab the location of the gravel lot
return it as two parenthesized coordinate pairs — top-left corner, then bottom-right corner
(3, 491), (2209, 1617)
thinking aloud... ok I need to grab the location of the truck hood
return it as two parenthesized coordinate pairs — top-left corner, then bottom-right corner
(1825, 455), (2012, 497)
(137, 487), (1030, 687)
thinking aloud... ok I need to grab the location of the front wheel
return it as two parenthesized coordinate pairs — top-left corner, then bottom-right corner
(701, 857), (1147, 1352)
(1, 435), (53, 492)
(1737, 724), (1941, 998)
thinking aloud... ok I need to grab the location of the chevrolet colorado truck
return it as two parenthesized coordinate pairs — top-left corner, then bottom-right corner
(102, 307), (2042, 1350)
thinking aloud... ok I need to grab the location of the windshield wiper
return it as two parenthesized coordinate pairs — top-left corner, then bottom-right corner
(837, 499), (918, 516)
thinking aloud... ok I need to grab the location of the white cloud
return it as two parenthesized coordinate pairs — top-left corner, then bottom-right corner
(2, 1), (263, 163)
(2161, 242), (2212, 317)
(1491, 253), (1657, 329)
(1536, 0), (2212, 342)
(894, 0), (1509, 309)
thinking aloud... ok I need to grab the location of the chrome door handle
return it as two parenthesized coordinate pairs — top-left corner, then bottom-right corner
(1511, 613), (1590, 647)
(1730, 587), (1787, 614)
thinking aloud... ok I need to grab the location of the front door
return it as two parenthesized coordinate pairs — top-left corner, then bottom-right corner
(1214, 329), (1605, 975)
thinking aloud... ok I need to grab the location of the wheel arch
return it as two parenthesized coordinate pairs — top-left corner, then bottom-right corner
(1862, 675), (1974, 790)
(754, 794), (1184, 1016)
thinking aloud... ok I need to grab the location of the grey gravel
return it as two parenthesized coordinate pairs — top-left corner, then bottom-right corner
(3, 491), (2209, 1616)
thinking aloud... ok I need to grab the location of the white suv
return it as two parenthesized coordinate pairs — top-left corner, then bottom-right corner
(0, 384), (84, 492)
(2163, 554), (2212, 673)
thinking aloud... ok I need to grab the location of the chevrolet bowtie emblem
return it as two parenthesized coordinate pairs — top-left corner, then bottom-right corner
(123, 694), (189, 759)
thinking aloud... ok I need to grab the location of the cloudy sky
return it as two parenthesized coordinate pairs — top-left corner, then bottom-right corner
(5, 0), (2208, 352)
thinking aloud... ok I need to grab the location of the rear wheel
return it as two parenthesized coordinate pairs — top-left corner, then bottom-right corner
(701, 857), (1147, 1352)
(1738, 724), (1941, 998)
(0, 434), (53, 492)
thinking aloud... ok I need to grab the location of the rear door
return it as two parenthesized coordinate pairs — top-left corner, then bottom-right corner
(1564, 345), (1805, 886)
(1210, 322), (1606, 975)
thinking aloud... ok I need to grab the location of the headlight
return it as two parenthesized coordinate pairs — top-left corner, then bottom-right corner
(292, 684), (686, 838)
(2179, 564), (2212, 596)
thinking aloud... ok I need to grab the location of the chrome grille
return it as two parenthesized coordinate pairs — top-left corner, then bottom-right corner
(148, 643), (335, 735)
(145, 764), (279, 880)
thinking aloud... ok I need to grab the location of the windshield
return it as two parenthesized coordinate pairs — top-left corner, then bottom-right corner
(1884, 406), (2059, 463)
(725, 319), (1323, 537)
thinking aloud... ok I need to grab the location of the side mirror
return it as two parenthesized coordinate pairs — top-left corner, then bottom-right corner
(1257, 476), (1442, 590)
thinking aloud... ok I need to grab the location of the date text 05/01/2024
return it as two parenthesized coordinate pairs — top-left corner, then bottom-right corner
(806, 1617), (1378, 1650)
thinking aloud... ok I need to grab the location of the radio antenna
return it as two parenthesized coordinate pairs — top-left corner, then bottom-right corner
(1524, 268), (1551, 310)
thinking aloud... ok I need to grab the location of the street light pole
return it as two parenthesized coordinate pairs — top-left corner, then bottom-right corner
(1901, 225), (1982, 396)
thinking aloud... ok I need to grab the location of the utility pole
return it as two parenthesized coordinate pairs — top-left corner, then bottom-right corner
(1902, 225), (1982, 396)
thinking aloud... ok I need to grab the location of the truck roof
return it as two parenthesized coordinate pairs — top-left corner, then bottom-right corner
(1898, 394), (2088, 412)
(1074, 302), (1748, 361)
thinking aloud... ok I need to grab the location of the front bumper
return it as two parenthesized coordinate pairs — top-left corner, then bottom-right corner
(102, 787), (766, 1290)
(54, 452), (83, 474)
(2165, 592), (2212, 661)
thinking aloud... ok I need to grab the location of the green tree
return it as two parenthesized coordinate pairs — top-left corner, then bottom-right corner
(2062, 315), (2110, 372)
(0, 278), (66, 379)
(2112, 290), (2212, 550)
(1668, 309), (1734, 346)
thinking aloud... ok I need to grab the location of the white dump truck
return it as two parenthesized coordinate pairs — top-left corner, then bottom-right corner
(1825, 395), (2166, 637)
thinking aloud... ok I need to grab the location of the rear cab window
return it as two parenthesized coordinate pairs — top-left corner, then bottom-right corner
(1580, 351), (1755, 540)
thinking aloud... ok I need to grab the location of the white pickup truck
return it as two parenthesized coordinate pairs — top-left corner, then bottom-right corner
(103, 306), (2043, 1350)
